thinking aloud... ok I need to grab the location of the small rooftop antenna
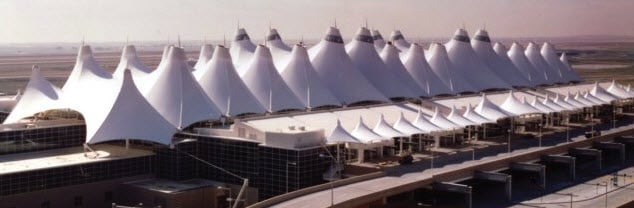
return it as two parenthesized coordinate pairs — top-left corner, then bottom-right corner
(177, 35), (181, 47)
(223, 34), (227, 46)
(81, 35), (85, 46)
(364, 18), (368, 28)
(334, 18), (337, 28)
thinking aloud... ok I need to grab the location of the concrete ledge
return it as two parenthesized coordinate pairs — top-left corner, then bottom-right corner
(248, 171), (385, 208)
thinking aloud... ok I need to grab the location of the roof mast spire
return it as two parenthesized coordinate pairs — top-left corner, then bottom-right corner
(334, 18), (337, 28)
(364, 18), (368, 28)
(177, 35), (181, 47)
(126, 34), (129, 45)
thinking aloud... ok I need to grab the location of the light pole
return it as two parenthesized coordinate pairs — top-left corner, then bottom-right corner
(218, 186), (233, 208)
(613, 106), (617, 129)
(596, 182), (608, 208)
(538, 123), (543, 147)
(507, 128), (512, 154)
(286, 161), (297, 193)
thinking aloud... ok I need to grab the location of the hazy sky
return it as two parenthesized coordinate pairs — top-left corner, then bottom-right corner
(1, 0), (633, 43)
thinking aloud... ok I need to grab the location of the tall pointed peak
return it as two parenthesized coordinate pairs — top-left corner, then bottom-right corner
(167, 46), (187, 62)
(254, 45), (273, 58)
(371, 30), (383, 40)
(212, 45), (231, 60)
(78, 45), (94, 58)
(473, 29), (491, 43)
(122, 45), (138, 58)
(453, 28), (470, 43)
(390, 30), (404, 41)
(290, 44), (309, 58)
(354, 27), (373, 43)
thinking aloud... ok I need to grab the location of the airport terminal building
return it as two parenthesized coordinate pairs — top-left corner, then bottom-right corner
(1, 26), (633, 208)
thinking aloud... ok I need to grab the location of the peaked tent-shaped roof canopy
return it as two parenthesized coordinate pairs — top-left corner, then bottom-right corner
(564, 91), (587, 108)
(493, 42), (535, 87)
(508, 43), (548, 86)
(584, 91), (607, 105)
(430, 107), (461, 129)
(426, 43), (476, 94)
(463, 104), (494, 124)
(266, 28), (293, 70)
(62, 45), (113, 92)
(573, 91), (596, 106)
(197, 45), (266, 116)
(346, 27), (416, 99)
(371, 30), (386, 52)
(381, 43), (426, 97)
(472, 30), (532, 87)
(403, 43), (452, 96)
(351, 117), (388, 143)
(393, 112), (425, 135)
(242, 45), (305, 112)
(86, 70), (177, 145)
(373, 114), (407, 138)
(559, 53), (582, 82)
(525, 42), (562, 84)
(328, 119), (363, 144)
(541, 95), (568, 111)
(540, 42), (569, 83)
(194, 44), (214, 72)
(447, 106), (477, 127)
(590, 82), (618, 102)
(281, 44), (341, 108)
(230, 28), (257, 72)
(309, 27), (388, 104)
(552, 94), (577, 110)
(499, 91), (541, 115)
(445, 29), (511, 91)
(530, 96), (557, 113)
(412, 109), (443, 133)
(390, 30), (410, 52)
(113, 45), (152, 80)
(607, 80), (633, 99)
(145, 46), (222, 129)
(475, 94), (512, 120)
(4, 66), (66, 124)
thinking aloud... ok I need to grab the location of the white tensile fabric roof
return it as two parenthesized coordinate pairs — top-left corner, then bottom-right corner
(327, 119), (362, 144)
(380, 44), (426, 97)
(266, 28), (293, 70)
(606, 80), (633, 99)
(493, 42), (535, 87)
(281, 44), (341, 108)
(475, 94), (512, 120)
(499, 91), (541, 115)
(463, 104), (494, 124)
(430, 107), (461, 129)
(194, 44), (214, 72)
(447, 106), (477, 127)
(508, 43), (548, 86)
(230, 28), (257, 72)
(541, 95), (568, 111)
(402, 43), (452, 96)
(156, 45), (172, 72)
(412, 109), (443, 132)
(113, 45), (152, 81)
(87, 70), (177, 145)
(346, 27), (416, 99)
(564, 92), (587, 108)
(445, 29), (511, 91)
(560, 53), (582, 82)
(4, 66), (65, 123)
(584, 91), (608, 105)
(552, 94), (578, 110)
(540, 42), (569, 83)
(574, 92), (599, 106)
(590, 82), (618, 102)
(371, 30), (386, 52)
(196, 45), (266, 116)
(426, 43), (477, 93)
(390, 30), (411, 52)
(530, 96), (557, 113)
(525, 42), (563, 84)
(472, 30), (532, 88)
(62, 45), (113, 96)
(309, 27), (388, 104)
(373, 114), (407, 138)
(144, 46), (222, 129)
(393, 112), (425, 135)
(242, 45), (305, 112)
(351, 117), (389, 143)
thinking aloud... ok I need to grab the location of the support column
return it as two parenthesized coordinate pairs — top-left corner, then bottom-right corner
(432, 182), (472, 208)
(541, 155), (576, 181)
(593, 141), (626, 165)
(510, 162), (546, 189)
(474, 170), (512, 201)
(569, 148), (602, 172)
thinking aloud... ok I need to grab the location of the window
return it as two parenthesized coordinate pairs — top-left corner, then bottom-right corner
(74, 196), (83, 207)
(104, 191), (113, 202)
(40, 201), (50, 208)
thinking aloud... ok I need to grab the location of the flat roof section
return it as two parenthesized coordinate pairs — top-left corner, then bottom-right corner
(0, 144), (154, 175)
